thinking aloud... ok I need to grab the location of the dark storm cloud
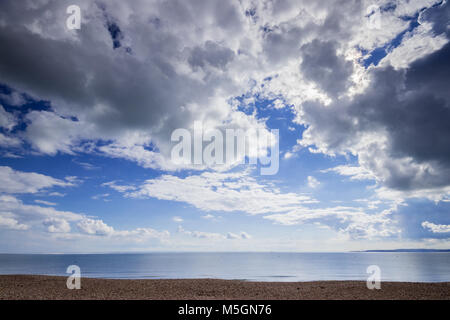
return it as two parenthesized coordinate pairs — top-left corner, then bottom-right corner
(420, 0), (450, 37)
(395, 44), (450, 165)
(0, 25), (195, 131)
(0, 0), (247, 159)
(262, 24), (306, 65)
(188, 41), (235, 70)
(300, 40), (354, 97)
(301, 41), (450, 191)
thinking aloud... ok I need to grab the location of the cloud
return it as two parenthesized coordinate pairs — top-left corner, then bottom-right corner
(106, 170), (316, 214)
(177, 225), (224, 240)
(43, 218), (71, 233)
(0, 105), (17, 130)
(102, 181), (137, 192)
(0, 194), (169, 243)
(422, 221), (450, 234)
(178, 225), (250, 241)
(0, 0), (449, 248)
(321, 165), (376, 181)
(0, 0), (428, 174)
(420, 0), (450, 38)
(283, 151), (294, 159)
(34, 200), (57, 206)
(0, 194), (85, 225)
(91, 193), (110, 201)
(307, 176), (320, 188)
(383, 21), (448, 69)
(48, 192), (65, 197)
(0, 212), (29, 230)
(0, 166), (73, 194)
(240, 231), (252, 239)
(72, 159), (100, 170)
(226, 232), (240, 239)
(75, 217), (170, 241)
(188, 40), (235, 70)
(22, 111), (89, 155)
(172, 216), (183, 223)
(265, 205), (399, 239)
(107, 168), (400, 239)
(375, 185), (450, 203)
(300, 40), (354, 98)
(0, 91), (26, 106)
(0, 132), (21, 148)
(227, 231), (252, 239)
(298, 40), (450, 196)
(0, 0), (272, 171)
(77, 218), (115, 236)
(112, 228), (170, 241)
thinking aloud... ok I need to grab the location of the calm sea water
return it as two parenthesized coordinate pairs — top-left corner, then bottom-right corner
(0, 252), (449, 282)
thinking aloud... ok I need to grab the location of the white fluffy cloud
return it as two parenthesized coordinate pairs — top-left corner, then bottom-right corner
(77, 218), (114, 236)
(0, 194), (169, 243)
(76, 217), (170, 241)
(107, 169), (398, 239)
(0, 166), (73, 194)
(264, 205), (399, 239)
(0, 212), (29, 230)
(106, 170), (316, 214)
(307, 176), (320, 188)
(0, 194), (83, 223)
(422, 221), (450, 233)
(43, 218), (71, 233)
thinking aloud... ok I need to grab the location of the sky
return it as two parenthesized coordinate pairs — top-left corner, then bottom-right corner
(0, 0), (449, 253)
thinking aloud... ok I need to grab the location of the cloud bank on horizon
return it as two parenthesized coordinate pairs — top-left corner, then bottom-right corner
(0, 0), (449, 252)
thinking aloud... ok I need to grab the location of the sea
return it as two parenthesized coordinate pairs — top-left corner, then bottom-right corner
(0, 252), (449, 282)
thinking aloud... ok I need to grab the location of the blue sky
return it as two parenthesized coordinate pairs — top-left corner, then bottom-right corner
(0, 0), (449, 253)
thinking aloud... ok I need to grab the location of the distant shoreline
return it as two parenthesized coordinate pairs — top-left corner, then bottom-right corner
(357, 249), (450, 253)
(1, 249), (449, 255)
(1, 275), (449, 300)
